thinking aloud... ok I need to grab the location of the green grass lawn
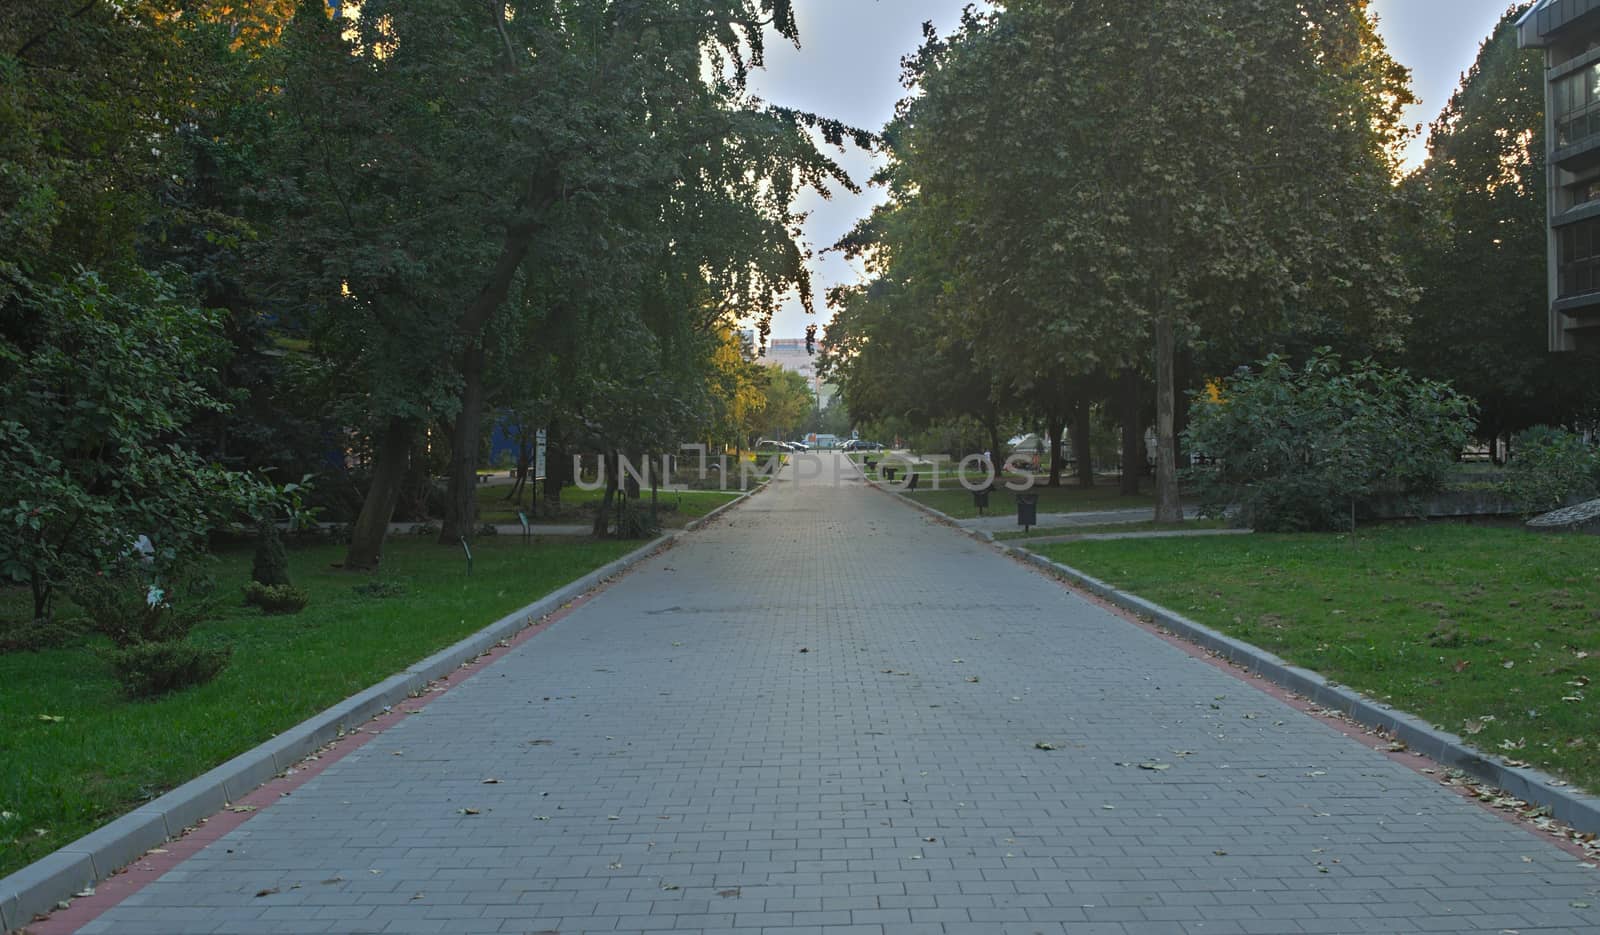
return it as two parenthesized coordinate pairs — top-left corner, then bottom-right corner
(904, 479), (1157, 519)
(1035, 524), (1600, 791)
(475, 484), (740, 528)
(996, 518), (1231, 541)
(0, 535), (636, 878)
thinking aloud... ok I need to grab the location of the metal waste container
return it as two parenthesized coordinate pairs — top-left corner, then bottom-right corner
(1015, 492), (1039, 531)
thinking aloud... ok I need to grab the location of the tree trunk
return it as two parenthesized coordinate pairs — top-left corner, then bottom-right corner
(985, 406), (1004, 474)
(1072, 399), (1095, 489)
(30, 569), (51, 625)
(543, 419), (566, 510)
(1154, 315), (1183, 523)
(1119, 367), (1143, 496)
(593, 450), (617, 538)
(439, 343), (488, 544)
(1046, 412), (1066, 487)
(345, 419), (415, 571)
(435, 195), (554, 542)
(505, 433), (532, 506)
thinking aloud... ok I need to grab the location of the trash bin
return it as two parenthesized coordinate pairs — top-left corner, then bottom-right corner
(972, 487), (991, 514)
(884, 467), (898, 482)
(907, 473), (920, 490)
(1015, 492), (1039, 531)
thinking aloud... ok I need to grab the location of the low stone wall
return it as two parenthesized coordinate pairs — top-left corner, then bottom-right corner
(1364, 487), (1519, 520)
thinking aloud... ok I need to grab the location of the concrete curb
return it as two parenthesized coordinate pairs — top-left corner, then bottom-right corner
(683, 484), (760, 531)
(1005, 546), (1600, 835)
(0, 503), (764, 934)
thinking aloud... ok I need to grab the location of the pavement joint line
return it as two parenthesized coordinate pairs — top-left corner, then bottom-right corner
(873, 477), (1600, 846)
(1, 485), (764, 935)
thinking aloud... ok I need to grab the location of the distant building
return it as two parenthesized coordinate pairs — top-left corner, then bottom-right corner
(763, 337), (836, 408)
(1520, 0), (1600, 350)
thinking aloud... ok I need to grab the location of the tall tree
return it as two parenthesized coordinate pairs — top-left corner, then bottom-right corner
(874, 0), (1417, 521)
(268, 0), (857, 565)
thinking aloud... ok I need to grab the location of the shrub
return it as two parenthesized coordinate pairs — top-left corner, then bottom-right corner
(351, 579), (406, 599)
(69, 567), (231, 696)
(107, 640), (231, 698)
(69, 567), (217, 648)
(250, 521), (292, 587)
(242, 581), (310, 615)
(476, 522), (500, 537)
(0, 615), (89, 654)
(1184, 351), (1476, 532)
(1497, 426), (1600, 514)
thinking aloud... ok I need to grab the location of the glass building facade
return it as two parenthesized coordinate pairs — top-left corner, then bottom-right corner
(1520, 0), (1600, 350)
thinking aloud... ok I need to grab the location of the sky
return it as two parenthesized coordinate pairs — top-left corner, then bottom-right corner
(746, 0), (1523, 343)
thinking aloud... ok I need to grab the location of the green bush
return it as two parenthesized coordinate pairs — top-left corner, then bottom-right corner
(241, 581), (310, 615)
(0, 615), (89, 654)
(69, 567), (216, 648)
(250, 521), (292, 587)
(351, 579), (407, 599)
(107, 640), (231, 698)
(1184, 351), (1476, 532)
(1497, 426), (1600, 514)
(69, 568), (231, 695)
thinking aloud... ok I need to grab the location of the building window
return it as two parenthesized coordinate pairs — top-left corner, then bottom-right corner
(1572, 176), (1600, 207)
(1559, 216), (1600, 297)
(1555, 63), (1600, 148)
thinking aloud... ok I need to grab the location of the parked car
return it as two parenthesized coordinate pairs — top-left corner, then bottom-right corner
(843, 440), (884, 451)
(789, 441), (810, 451)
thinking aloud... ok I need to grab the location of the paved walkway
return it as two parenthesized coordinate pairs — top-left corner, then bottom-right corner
(81, 454), (1597, 934)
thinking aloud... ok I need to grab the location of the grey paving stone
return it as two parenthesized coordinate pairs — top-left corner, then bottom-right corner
(76, 454), (1600, 935)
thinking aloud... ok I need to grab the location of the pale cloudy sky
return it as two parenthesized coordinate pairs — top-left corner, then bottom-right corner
(746, 0), (1523, 342)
